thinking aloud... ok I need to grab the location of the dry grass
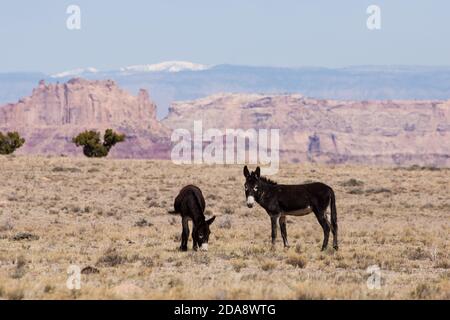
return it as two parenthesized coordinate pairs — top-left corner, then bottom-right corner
(0, 156), (449, 299)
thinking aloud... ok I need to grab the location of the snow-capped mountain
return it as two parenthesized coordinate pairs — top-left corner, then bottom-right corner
(119, 61), (210, 73)
(50, 67), (98, 78)
(50, 61), (210, 78)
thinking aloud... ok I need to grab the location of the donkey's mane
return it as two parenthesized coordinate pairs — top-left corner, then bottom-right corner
(259, 176), (278, 185)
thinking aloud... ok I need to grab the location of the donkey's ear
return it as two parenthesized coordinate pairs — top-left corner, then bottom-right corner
(255, 166), (261, 178)
(206, 216), (216, 225)
(243, 166), (250, 178)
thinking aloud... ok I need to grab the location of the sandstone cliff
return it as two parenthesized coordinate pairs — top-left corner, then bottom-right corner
(2, 79), (449, 166)
(0, 78), (170, 158)
(163, 93), (450, 166)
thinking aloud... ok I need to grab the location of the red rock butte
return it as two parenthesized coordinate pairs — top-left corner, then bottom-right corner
(162, 93), (450, 166)
(0, 78), (170, 158)
(1, 79), (449, 166)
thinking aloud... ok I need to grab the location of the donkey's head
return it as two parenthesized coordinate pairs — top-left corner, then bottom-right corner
(243, 166), (262, 208)
(194, 216), (216, 251)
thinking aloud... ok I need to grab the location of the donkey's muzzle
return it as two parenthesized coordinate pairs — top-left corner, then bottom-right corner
(246, 196), (255, 208)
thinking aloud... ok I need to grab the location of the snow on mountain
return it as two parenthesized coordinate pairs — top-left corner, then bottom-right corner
(119, 61), (210, 73)
(49, 61), (210, 78)
(50, 67), (98, 78)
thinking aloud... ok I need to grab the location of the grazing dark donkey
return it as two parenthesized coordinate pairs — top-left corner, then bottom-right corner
(243, 166), (338, 251)
(169, 185), (216, 251)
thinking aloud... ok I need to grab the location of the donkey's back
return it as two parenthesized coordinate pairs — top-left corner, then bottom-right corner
(277, 182), (333, 210)
(174, 185), (206, 217)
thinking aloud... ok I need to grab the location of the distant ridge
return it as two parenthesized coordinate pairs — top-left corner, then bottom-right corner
(2, 64), (450, 118)
(50, 67), (99, 78)
(118, 61), (210, 73)
(163, 93), (450, 167)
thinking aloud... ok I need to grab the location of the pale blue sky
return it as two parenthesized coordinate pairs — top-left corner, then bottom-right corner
(0, 0), (449, 73)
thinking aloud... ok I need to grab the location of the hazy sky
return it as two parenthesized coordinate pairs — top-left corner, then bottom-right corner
(1, 0), (449, 73)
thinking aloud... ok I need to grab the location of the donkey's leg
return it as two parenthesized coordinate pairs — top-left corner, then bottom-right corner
(270, 215), (279, 246)
(328, 213), (338, 250)
(313, 208), (330, 251)
(324, 214), (338, 250)
(279, 216), (289, 248)
(192, 226), (199, 251)
(332, 228), (338, 251)
(180, 217), (189, 251)
(192, 239), (199, 251)
(329, 201), (339, 251)
(318, 209), (338, 251)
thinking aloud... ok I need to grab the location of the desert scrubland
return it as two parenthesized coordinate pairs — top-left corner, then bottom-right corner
(0, 156), (449, 299)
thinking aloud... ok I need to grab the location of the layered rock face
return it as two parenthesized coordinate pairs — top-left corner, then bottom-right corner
(0, 79), (170, 158)
(163, 93), (450, 166)
(2, 79), (449, 165)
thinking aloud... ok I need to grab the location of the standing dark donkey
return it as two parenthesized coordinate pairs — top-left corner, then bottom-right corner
(243, 166), (338, 251)
(170, 185), (216, 251)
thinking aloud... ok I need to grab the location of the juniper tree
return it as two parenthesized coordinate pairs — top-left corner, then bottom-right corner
(0, 131), (25, 155)
(72, 129), (125, 158)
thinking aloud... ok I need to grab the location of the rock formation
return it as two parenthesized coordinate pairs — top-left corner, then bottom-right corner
(0, 78), (170, 158)
(2, 79), (449, 166)
(163, 93), (450, 166)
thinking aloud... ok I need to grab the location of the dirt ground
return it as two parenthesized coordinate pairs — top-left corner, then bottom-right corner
(0, 156), (448, 299)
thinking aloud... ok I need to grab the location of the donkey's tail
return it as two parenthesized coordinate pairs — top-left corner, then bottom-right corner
(329, 188), (338, 234)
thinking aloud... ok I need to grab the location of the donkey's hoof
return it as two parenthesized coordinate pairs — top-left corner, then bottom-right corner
(333, 245), (339, 251)
(179, 246), (188, 252)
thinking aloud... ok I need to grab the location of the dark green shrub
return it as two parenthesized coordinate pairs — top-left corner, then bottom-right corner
(72, 129), (125, 158)
(0, 131), (25, 155)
